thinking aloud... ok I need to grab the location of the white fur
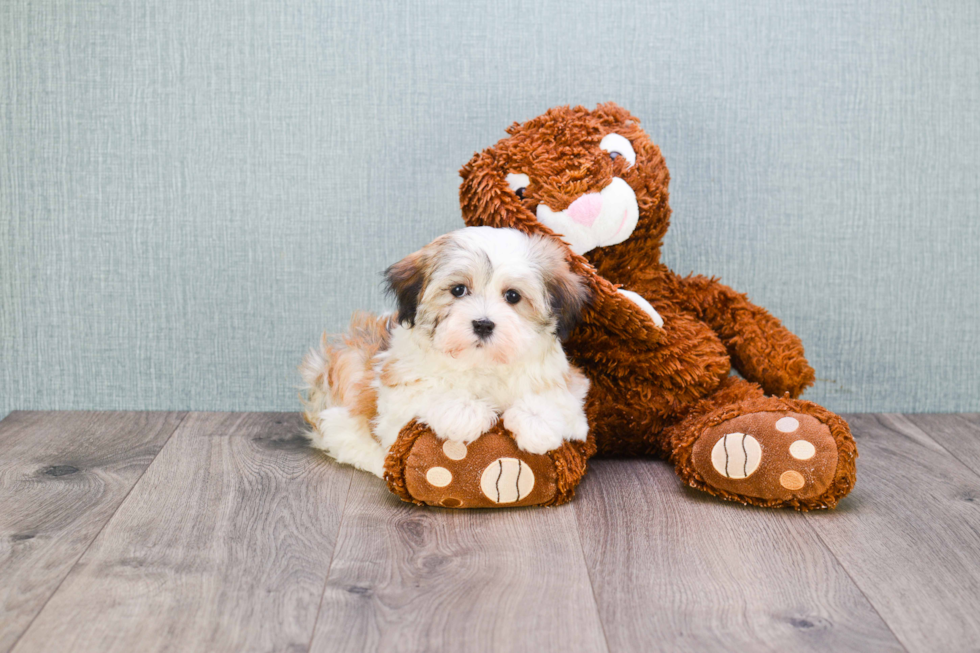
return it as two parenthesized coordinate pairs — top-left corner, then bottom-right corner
(304, 227), (590, 477)
(314, 407), (387, 476)
(503, 379), (590, 454)
(372, 317), (587, 456)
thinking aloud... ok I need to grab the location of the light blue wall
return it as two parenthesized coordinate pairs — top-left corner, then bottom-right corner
(2, 0), (978, 416)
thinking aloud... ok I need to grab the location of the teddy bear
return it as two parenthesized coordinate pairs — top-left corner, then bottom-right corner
(384, 103), (857, 510)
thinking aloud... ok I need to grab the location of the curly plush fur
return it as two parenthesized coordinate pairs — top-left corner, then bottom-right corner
(454, 102), (857, 510)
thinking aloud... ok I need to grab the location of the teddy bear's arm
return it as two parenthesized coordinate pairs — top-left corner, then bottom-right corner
(674, 274), (816, 398)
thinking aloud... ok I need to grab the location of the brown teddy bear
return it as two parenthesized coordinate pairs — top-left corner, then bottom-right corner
(385, 103), (856, 510)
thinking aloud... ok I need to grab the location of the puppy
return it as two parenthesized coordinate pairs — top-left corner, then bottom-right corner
(300, 226), (592, 477)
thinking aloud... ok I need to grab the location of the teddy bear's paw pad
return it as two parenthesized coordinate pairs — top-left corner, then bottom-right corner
(401, 430), (558, 508)
(480, 458), (535, 504)
(692, 411), (838, 501)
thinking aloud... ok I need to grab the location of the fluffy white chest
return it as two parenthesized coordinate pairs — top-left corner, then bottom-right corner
(371, 325), (572, 449)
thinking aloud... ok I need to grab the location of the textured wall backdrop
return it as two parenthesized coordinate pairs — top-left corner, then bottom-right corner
(2, 0), (978, 416)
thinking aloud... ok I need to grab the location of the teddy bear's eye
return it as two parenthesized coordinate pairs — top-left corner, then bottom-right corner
(505, 172), (531, 200)
(451, 284), (468, 298)
(599, 133), (636, 167)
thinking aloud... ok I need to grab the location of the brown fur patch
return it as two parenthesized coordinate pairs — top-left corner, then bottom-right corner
(531, 235), (591, 340)
(299, 311), (392, 441)
(385, 233), (461, 328)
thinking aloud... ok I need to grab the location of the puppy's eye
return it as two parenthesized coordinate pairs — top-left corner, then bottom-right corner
(504, 289), (521, 305)
(599, 133), (636, 167)
(451, 284), (468, 298)
(505, 172), (531, 200)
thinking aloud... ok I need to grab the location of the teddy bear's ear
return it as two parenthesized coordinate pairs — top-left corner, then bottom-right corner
(459, 149), (549, 237)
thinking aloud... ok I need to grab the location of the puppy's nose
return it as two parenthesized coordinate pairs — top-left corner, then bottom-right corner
(472, 318), (495, 339)
(566, 193), (603, 227)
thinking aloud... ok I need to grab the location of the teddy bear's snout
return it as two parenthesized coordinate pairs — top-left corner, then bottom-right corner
(565, 194), (603, 227)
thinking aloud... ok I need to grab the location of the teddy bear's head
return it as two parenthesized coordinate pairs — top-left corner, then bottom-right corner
(460, 103), (672, 269)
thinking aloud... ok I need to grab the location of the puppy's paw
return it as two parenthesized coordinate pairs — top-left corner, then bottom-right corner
(566, 409), (590, 442)
(503, 403), (565, 455)
(419, 398), (498, 444)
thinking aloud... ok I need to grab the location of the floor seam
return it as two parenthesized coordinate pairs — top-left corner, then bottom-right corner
(903, 414), (980, 484)
(304, 467), (355, 653)
(801, 512), (910, 652)
(570, 468), (614, 653)
(7, 410), (191, 653)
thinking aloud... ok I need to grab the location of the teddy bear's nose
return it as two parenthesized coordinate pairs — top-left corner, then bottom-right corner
(566, 193), (603, 227)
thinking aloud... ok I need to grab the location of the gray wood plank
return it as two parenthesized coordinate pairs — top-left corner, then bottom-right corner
(11, 412), (352, 653)
(310, 471), (609, 653)
(574, 458), (904, 653)
(0, 411), (185, 653)
(905, 413), (980, 475)
(805, 414), (980, 653)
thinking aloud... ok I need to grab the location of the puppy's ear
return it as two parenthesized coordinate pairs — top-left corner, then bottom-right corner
(384, 251), (427, 328)
(530, 236), (592, 341)
(548, 269), (591, 341)
(385, 235), (454, 327)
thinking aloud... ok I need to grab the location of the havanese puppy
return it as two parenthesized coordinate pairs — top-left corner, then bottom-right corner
(300, 226), (592, 477)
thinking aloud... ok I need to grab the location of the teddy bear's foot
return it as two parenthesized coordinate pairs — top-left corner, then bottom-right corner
(384, 421), (594, 509)
(693, 410), (838, 500)
(675, 397), (857, 510)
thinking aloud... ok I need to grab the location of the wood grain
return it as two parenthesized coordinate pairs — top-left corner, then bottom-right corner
(805, 414), (980, 653)
(11, 412), (352, 653)
(7, 412), (980, 652)
(309, 471), (608, 653)
(0, 411), (185, 653)
(905, 413), (980, 474)
(573, 458), (904, 653)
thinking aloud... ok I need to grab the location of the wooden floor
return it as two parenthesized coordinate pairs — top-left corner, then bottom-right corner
(1, 412), (979, 652)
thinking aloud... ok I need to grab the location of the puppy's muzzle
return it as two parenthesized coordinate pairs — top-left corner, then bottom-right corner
(471, 318), (495, 340)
